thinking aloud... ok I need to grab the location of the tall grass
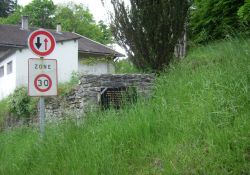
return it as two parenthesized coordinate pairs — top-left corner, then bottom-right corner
(0, 38), (250, 174)
(0, 100), (8, 130)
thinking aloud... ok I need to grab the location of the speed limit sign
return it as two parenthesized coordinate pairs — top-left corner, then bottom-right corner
(28, 58), (58, 96)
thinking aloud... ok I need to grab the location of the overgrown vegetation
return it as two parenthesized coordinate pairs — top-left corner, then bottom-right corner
(238, 0), (250, 25)
(190, 0), (250, 44)
(79, 57), (113, 65)
(114, 59), (139, 74)
(7, 88), (38, 119)
(58, 72), (80, 97)
(0, 89), (37, 129)
(0, 100), (8, 130)
(0, 0), (17, 17)
(0, 38), (249, 174)
(0, 73), (80, 127)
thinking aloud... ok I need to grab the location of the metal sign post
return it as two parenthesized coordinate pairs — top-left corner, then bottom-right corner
(39, 57), (46, 138)
(27, 29), (57, 137)
(39, 94), (45, 137)
(38, 55), (45, 137)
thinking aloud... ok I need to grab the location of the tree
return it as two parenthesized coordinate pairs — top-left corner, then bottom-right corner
(0, 5), (22, 24)
(109, 0), (189, 72)
(98, 20), (113, 44)
(190, 0), (245, 44)
(0, 0), (17, 17)
(22, 0), (56, 28)
(55, 3), (113, 44)
(0, 1), (113, 45)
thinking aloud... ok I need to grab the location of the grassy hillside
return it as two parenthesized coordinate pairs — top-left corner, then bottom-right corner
(0, 38), (250, 174)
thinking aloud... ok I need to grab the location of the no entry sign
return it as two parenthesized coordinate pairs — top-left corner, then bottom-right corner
(28, 29), (56, 57)
(28, 58), (58, 96)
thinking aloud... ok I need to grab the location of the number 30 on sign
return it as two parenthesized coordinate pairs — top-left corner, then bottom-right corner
(28, 58), (58, 96)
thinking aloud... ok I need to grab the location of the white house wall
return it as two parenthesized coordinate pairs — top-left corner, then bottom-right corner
(78, 62), (115, 75)
(16, 40), (78, 88)
(0, 53), (16, 100)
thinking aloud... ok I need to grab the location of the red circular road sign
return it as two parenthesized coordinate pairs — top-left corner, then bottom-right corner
(28, 29), (56, 57)
(34, 74), (52, 92)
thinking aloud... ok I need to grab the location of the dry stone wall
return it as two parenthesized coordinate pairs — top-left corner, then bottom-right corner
(45, 74), (155, 122)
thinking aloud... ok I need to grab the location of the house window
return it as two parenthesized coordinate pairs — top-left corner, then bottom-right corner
(0, 66), (4, 77)
(7, 61), (12, 74)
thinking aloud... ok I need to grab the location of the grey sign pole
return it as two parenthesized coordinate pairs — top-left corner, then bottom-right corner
(39, 57), (45, 137)
(39, 96), (45, 137)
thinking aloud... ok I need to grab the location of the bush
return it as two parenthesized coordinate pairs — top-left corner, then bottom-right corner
(7, 87), (38, 119)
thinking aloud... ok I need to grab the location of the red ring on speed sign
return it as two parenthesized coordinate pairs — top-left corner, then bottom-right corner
(28, 30), (56, 57)
(34, 74), (52, 92)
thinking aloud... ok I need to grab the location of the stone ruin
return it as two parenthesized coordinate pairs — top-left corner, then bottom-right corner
(45, 74), (155, 122)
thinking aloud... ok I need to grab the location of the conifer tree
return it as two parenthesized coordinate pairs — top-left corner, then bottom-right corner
(109, 0), (189, 72)
(0, 0), (17, 17)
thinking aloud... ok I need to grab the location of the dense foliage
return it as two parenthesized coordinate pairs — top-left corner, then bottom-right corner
(0, 0), (17, 17)
(22, 0), (55, 28)
(190, 0), (249, 44)
(55, 3), (112, 45)
(238, 0), (250, 25)
(114, 59), (139, 74)
(98, 20), (114, 45)
(110, 0), (189, 72)
(0, 0), (113, 44)
(7, 88), (37, 119)
(0, 4), (21, 24)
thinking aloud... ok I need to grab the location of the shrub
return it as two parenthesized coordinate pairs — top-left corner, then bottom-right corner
(7, 87), (38, 119)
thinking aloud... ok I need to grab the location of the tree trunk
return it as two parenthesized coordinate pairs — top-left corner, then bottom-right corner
(175, 23), (187, 58)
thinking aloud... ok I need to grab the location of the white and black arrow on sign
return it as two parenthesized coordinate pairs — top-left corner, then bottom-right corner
(28, 29), (56, 57)
(35, 37), (49, 50)
(35, 37), (42, 49)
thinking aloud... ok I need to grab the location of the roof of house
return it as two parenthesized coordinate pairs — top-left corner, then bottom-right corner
(75, 33), (124, 57)
(0, 47), (17, 62)
(0, 24), (124, 57)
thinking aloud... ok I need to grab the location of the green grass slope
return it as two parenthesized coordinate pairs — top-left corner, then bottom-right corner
(0, 38), (250, 175)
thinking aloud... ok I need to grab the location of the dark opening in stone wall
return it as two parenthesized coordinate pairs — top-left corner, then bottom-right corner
(101, 87), (137, 110)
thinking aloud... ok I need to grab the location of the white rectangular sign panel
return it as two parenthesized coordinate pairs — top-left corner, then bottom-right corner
(28, 58), (58, 96)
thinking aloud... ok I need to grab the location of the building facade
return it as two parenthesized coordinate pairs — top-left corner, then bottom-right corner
(0, 17), (123, 100)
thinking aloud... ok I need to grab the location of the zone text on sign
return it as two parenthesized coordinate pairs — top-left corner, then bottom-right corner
(35, 64), (52, 70)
